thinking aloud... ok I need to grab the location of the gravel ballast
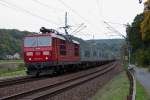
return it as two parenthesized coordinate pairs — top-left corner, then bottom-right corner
(0, 62), (123, 100)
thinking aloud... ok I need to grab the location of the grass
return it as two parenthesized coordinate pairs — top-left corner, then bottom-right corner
(123, 63), (128, 70)
(0, 70), (26, 77)
(0, 60), (23, 64)
(92, 72), (129, 100)
(0, 65), (26, 77)
(136, 80), (150, 100)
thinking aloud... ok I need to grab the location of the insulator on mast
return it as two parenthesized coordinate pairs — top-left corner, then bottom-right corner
(139, 0), (142, 4)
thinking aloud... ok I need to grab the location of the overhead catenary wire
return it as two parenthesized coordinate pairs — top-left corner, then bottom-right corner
(57, 0), (89, 23)
(103, 21), (128, 27)
(0, 0), (109, 39)
(96, 0), (127, 39)
(58, 0), (104, 31)
(0, 1), (10, 8)
(104, 21), (126, 38)
(48, 0), (106, 39)
(32, 0), (84, 33)
(0, 0), (59, 26)
(31, 0), (64, 24)
(70, 23), (85, 34)
(73, 26), (87, 35)
(32, 0), (64, 12)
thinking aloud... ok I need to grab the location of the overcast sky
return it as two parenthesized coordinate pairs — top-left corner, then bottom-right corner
(0, 0), (145, 39)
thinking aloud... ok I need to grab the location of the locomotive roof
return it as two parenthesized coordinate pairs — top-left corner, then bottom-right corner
(25, 33), (80, 44)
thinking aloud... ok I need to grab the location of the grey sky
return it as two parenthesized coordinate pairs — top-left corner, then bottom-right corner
(0, 0), (144, 39)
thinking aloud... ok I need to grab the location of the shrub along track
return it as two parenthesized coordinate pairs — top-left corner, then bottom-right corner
(0, 62), (116, 100)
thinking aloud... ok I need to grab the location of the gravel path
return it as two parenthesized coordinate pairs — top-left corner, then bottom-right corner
(135, 67), (150, 96)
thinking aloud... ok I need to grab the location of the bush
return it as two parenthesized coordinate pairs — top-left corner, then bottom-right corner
(17, 63), (25, 70)
(135, 48), (150, 67)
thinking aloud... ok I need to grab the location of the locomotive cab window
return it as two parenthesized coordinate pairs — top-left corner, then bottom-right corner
(38, 36), (52, 46)
(24, 37), (37, 47)
(24, 36), (52, 47)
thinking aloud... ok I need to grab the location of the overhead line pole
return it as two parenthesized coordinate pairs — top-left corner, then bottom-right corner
(58, 0), (89, 23)
(59, 12), (70, 35)
(58, 0), (102, 33)
(103, 21), (131, 65)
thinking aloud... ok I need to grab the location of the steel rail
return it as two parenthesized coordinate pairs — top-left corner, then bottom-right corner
(0, 76), (48, 88)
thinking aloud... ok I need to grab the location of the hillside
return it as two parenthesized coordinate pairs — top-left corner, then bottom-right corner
(71, 35), (125, 58)
(0, 29), (32, 59)
(0, 28), (125, 60)
(87, 39), (125, 57)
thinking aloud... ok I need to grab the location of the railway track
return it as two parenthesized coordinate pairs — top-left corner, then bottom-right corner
(0, 63), (112, 88)
(0, 75), (49, 88)
(0, 62), (117, 100)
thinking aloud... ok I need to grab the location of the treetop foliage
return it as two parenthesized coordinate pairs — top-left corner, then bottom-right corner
(126, 0), (150, 66)
(141, 0), (150, 42)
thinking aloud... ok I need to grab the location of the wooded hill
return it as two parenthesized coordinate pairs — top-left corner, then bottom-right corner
(87, 39), (125, 57)
(0, 29), (32, 59)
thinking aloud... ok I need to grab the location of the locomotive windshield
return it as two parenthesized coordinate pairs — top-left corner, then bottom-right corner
(24, 36), (52, 47)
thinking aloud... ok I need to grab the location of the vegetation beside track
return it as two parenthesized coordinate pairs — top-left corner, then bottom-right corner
(0, 64), (26, 77)
(0, 60), (23, 64)
(126, 0), (150, 68)
(136, 80), (150, 100)
(92, 72), (129, 100)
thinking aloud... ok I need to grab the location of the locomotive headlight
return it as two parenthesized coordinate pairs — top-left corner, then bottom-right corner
(26, 52), (33, 56)
(43, 51), (49, 55)
(29, 58), (32, 61)
(45, 57), (48, 60)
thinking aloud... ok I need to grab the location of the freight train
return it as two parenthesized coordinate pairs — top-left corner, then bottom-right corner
(23, 27), (115, 76)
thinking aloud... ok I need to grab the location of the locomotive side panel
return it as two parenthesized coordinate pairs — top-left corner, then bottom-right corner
(56, 39), (78, 62)
(51, 38), (59, 62)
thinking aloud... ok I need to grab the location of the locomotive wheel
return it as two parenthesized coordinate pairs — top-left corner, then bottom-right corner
(36, 72), (40, 77)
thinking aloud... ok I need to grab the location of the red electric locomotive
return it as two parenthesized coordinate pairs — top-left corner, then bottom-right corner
(24, 27), (80, 76)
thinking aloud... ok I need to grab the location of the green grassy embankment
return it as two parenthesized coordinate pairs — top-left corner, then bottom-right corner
(0, 60), (23, 64)
(0, 64), (26, 77)
(92, 72), (129, 100)
(136, 80), (150, 100)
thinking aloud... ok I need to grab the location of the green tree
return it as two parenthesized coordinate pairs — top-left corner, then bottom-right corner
(141, 0), (150, 43)
(126, 11), (150, 66)
(126, 13), (144, 51)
